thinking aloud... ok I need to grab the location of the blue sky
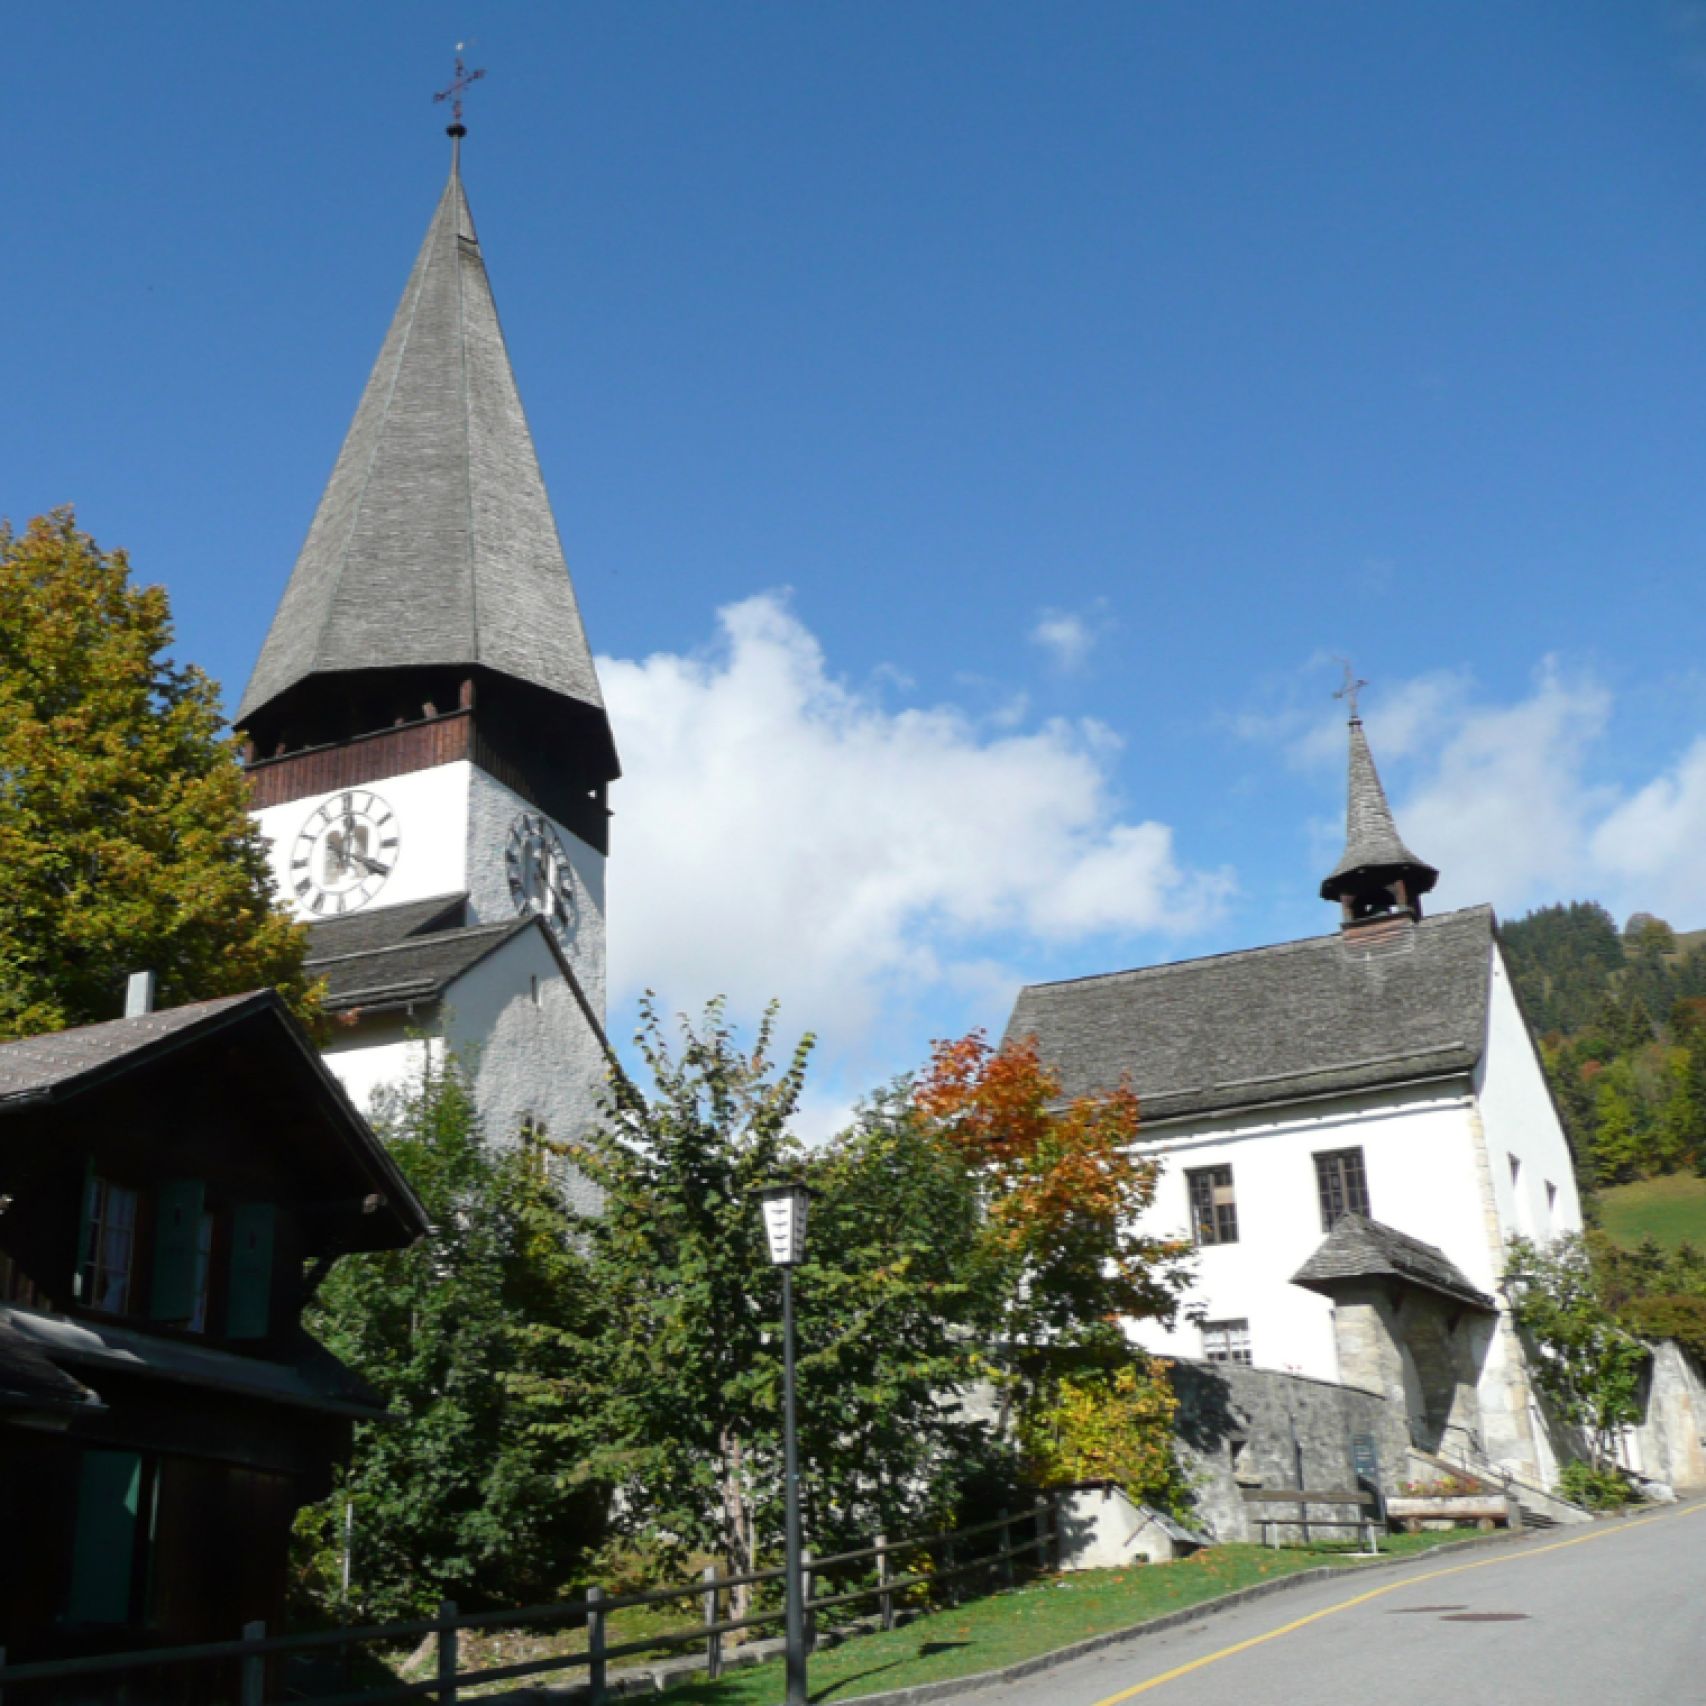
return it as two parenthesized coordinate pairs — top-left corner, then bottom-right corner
(8, 5), (1706, 1121)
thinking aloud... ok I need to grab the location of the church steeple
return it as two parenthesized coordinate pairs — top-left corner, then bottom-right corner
(1319, 712), (1438, 928)
(237, 130), (617, 802)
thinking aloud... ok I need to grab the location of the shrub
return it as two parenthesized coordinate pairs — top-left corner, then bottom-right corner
(1556, 1459), (1634, 1510)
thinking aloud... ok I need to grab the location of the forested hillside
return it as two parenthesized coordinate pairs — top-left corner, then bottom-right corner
(1499, 902), (1706, 1190)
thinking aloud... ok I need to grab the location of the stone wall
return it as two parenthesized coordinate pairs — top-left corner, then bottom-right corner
(1171, 1359), (1408, 1542)
(1632, 1339), (1706, 1491)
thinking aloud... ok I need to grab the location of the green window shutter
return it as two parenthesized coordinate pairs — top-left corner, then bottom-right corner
(74, 1156), (96, 1301)
(149, 1179), (205, 1323)
(227, 1201), (276, 1340)
(66, 1450), (140, 1624)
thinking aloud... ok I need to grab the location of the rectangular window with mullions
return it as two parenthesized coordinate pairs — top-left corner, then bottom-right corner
(1314, 1147), (1370, 1230)
(1202, 1318), (1252, 1365)
(79, 1176), (139, 1315)
(1186, 1165), (1239, 1245)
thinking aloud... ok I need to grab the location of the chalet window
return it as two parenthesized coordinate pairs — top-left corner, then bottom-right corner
(79, 1174), (139, 1314)
(1314, 1147), (1370, 1230)
(1187, 1165), (1239, 1246)
(1202, 1318), (1252, 1365)
(226, 1202), (277, 1340)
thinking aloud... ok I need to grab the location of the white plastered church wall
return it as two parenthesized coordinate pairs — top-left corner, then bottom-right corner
(1473, 943), (1584, 1254)
(1126, 1084), (1486, 1383)
(253, 763), (474, 920)
(435, 924), (608, 1216)
(320, 1020), (444, 1119)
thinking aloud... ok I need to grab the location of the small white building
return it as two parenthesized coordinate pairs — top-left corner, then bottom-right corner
(1007, 712), (1583, 1485)
(235, 130), (615, 1200)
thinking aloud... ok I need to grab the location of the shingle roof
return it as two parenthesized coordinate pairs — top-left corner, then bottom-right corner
(1004, 905), (1494, 1123)
(237, 152), (605, 728)
(0, 993), (258, 1104)
(1291, 1214), (1495, 1310)
(1321, 718), (1438, 896)
(305, 892), (467, 961)
(306, 918), (528, 1013)
(0, 1315), (102, 1416)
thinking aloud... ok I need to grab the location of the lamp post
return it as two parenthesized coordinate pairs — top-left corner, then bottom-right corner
(759, 1181), (811, 1706)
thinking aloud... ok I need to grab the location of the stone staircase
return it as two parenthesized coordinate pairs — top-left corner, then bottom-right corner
(1409, 1445), (1591, 1528)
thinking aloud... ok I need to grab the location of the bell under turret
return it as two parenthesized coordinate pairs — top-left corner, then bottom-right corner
(1320, 715), (1438, 929)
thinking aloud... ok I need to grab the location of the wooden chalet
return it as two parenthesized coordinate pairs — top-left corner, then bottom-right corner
(0, 989), (428, 1676)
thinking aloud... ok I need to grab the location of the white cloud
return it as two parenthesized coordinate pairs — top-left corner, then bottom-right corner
(600, 594), (1231, 1080)
(1590, 739), (1706, 922)
(1030, 607), (1103, 673)
(1243, 658), (1706, 928)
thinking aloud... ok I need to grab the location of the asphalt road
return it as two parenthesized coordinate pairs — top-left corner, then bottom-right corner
(966, 1504), (1706, 1706)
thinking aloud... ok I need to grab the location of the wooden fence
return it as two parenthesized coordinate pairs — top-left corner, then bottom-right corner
(0, 1500), (1059, 1706)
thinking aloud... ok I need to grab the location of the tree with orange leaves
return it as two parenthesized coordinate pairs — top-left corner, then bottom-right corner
(914, 1030), (1194, 1401)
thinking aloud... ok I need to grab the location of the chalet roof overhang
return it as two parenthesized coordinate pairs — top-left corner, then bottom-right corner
(1291, 1213), (1495, 1312)
(1, 1305), (389, 1422)
(0, 1314), (103, 1426)
(0, 992), (428, 1253)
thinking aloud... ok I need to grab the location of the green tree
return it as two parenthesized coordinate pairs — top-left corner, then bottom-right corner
(1504, 1233), (1647, 1473)
(297, 1051), (598, 1618)
(0, 509), (313, 1037)
(523, 1001), (1013, 1611)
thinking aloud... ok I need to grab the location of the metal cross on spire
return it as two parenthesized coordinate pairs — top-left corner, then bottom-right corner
(434, 42), (486, 133)
(1333, 659), (1368, 722)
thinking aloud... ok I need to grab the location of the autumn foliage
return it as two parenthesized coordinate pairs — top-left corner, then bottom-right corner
(914, 1030), (1193, 1348)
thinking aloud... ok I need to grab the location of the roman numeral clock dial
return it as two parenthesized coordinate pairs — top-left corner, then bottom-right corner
(506, 812), (579, 945)
(292, 792), (399, 915)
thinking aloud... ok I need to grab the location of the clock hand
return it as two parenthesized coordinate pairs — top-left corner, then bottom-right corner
(353, 853), (392, 877)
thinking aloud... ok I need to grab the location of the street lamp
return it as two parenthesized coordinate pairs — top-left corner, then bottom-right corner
(758, 1181), (811, 1706)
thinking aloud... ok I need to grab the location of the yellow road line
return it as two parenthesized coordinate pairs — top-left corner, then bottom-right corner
(1087, 1500), (1706, 1703)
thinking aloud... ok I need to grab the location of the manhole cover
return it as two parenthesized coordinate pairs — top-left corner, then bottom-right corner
(1387, 1605), (1468, 1614)
(1440, 1612), (1530, 1623)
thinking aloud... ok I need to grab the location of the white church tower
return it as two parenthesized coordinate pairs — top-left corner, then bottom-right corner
(236, 122), (617, 1193)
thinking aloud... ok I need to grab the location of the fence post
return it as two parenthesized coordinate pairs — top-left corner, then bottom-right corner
(942, 1531), (957, 1605)
(702, 1564), (722, 1680)
(1034, 1503), (1049, 1575)
(1052, 1493), (1066, 1571)
(239, 1620), (266, 1706)
(588, 1585), (607, 1706)
(801, 1547), (816, 1652)
(876, 1534), (894, 1631)
(437, 1599), (459, 1705)
(999, 1508), (1014, 1589)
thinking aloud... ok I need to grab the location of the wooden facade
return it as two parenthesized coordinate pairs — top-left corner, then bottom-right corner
(0, 994), (427, 1693)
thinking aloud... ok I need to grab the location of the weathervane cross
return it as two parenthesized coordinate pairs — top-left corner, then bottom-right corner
(1333, 660), (1369, 721)
(434, 43), (487, 128)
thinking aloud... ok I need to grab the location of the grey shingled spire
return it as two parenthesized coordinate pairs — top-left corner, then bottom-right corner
(1319, 716), (1438, 904)
(238, 145), (603, 727)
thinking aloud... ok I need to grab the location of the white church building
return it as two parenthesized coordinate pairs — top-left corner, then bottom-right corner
(236, 126), (615, 1203)
(1008, 712), (1585, 1486)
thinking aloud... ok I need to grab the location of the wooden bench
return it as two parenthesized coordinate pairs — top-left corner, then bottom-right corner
(1240, 1487), (1379, 1553)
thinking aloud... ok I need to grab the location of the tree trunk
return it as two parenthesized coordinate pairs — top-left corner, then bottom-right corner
(720, 1429), (756, 1626)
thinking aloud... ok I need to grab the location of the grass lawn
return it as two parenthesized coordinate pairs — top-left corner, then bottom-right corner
(651, 1533), (1471, 1706)
(1599, 1174), (1706, 1252)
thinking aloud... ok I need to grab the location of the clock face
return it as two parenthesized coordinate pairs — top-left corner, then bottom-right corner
(506, 811), (578, 944)
(292, 791), (398, 916)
